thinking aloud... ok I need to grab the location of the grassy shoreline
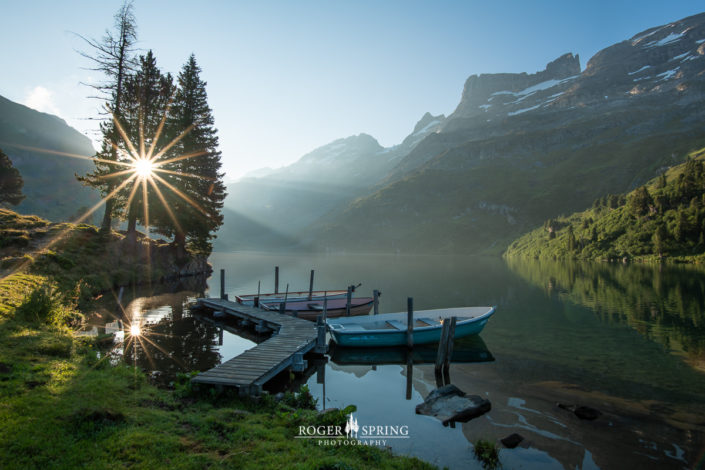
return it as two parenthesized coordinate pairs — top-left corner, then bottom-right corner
(0, 213), (434, 469)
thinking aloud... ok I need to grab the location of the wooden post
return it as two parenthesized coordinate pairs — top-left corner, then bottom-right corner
(220, 269), (225, 299)
(279, 302), (285, 314)
(435, 319), (451, 374)
(257, 280), (261, 297)
(323, 292), (328, 323)
(316, 315), (327, 353)
(218, 328), (223, 346)
(373, 290), (380, 315)
(274, 266), (279, 294)
(308, 270), (315, 300)
(254, 296), (259, 307)
(406, 297), (414, 349)
(444, 316), (457, 370)
(346, 286), (352, 316)
(406, 352), (413, 400)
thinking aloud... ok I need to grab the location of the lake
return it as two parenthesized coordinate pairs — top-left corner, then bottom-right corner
(85, 252), (705, 469)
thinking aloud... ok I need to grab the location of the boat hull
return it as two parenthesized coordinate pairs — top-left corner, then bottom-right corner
(236, 290), (348, 306)
(328, 307), (495, 347)
(261, 297), (374, 321)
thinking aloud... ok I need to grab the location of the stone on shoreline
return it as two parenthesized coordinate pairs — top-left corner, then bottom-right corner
(415, 384), (491, 425)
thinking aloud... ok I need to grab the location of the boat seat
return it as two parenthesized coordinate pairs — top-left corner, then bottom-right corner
(328, 323), (365, 332)
(417, 317), (441, 327)
(385, 320), (407, 330)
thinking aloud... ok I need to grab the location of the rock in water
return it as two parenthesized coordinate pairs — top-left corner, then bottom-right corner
(574, 406), (601, 420)
(500, 433), (524, 448)
(415, 384), (491, 424)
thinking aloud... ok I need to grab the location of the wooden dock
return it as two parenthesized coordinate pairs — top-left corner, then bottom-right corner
(191, 297), (325, 396)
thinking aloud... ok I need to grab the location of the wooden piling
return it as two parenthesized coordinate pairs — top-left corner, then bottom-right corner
(220, 269), (225, 299)
(315, 315), (327, 353)
(323, 292), (328, 323)
(406, 352), (413, 400)
(373, 290), (380, 315)
(407, 297), (414, 349)
(444, 316), (457, 370)
(274, 266), (279, 294)
(435, 319), (451, 373)
(345, 286), (352, 316)
(308, 270), (315, 300)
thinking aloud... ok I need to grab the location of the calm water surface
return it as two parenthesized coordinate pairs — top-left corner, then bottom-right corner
(87, 253), (705, 469)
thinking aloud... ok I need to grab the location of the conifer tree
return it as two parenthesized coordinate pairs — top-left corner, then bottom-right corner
(0, 148), (24, 206)
(120, 51), (174, 241)
(76, 1), (137, 231)
(156, 55), (226, 255)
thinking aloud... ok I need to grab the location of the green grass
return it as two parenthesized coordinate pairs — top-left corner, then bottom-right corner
(473, 439), (500, 470)
(0, 274), (433, 470)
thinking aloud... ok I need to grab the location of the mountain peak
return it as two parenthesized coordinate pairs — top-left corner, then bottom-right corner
(449, 52), (580, 121)
(412, 112), (446, 134)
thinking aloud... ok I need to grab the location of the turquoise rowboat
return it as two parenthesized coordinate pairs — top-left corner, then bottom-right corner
(327, 306), (496, 348)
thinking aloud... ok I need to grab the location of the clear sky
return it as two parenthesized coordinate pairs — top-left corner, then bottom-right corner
(1, 1), (703, 180)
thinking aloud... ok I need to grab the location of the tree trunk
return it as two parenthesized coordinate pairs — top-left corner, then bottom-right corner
(101, 198), (113, 231)
(174, 231), (187, 260)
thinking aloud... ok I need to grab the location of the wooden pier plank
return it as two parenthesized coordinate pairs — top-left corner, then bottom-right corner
(191, 298), (320, 393)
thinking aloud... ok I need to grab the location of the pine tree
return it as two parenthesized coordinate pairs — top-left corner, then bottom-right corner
(0, 148), (24, 206)
(567, 226), (576, 252)
(120, 51), (174, 242)
(156, 55), (226, 255)
(76, 1), (137, 231)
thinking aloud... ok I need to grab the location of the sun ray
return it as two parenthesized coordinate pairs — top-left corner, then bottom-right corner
(149, 124), (195, 162)
(0, 142), (134, 168)
(147, 177), (184, 234)
(152, 167), (215, 181)
(146, 96), (174, 161)
(112, 112), (141, 161)
(142, 178), (151, 283)
(152, 173), (211, 217)
(152, 149), (206, 168)
(0, 173), (140, 282)
(124, 173), (142, 214)
(98, 168), (136, 179)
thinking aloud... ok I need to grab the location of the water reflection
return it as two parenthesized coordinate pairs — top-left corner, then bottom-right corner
(81, 276), (259, 385)
(505, 257), (705, 373)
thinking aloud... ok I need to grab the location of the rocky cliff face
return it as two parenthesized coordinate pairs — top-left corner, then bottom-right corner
(449, 53), (581, 122)
(305, 12), (705, 254)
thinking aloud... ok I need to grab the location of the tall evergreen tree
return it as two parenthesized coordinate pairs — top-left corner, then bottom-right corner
(120, 51), (175, 241)
(76, 1), (137, 231)
(0, 148), (24, 206)
(156, 55), (226, 255)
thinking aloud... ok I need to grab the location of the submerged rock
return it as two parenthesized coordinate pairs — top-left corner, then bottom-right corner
(500, 433), (524, 448)
(415, 384), (491, 424)
(557, 402), (602, 420)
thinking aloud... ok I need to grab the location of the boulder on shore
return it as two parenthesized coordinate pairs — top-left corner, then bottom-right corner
(415, 384), (491, 425)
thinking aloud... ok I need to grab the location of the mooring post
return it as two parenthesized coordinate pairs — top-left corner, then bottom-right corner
(444, 316), (457, 371)
(316, 315), (327, 353)
(220, 269), (225, 299)
(373, 290), (380, 315)
(218, 327), (224, 346)
(254, 296), (259, 307)
(346, 286), (352, 316)
(274, 266), (279, 294)
(323, 292), (328, 323)
(406, 351), (413, 400)
(308, 269), (315, 300)
(435, 319), (451, 374)
(407, 297), (414, 349)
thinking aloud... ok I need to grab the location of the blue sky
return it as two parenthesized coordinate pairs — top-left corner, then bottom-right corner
(1, 1), (703, 180)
